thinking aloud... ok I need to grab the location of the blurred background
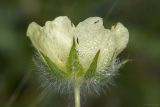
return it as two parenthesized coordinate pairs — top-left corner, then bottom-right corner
(0, 0), (160, 107)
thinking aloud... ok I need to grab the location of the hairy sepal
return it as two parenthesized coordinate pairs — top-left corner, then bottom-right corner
(40, 52), (67, 78)
(66, 38), (84, 77)
(84, 50), (100, 79)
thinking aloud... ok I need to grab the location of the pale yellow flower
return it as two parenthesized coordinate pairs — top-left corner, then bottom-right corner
(27, 16), (129, 107)
(27, 16), (129, 75)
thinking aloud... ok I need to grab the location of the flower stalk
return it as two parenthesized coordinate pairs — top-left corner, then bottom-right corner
(74, 83), (81, 107)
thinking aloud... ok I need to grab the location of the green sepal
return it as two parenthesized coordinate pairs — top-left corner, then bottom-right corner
(84, 50), (100, 79)
(66, 37), (84, 77)
(118, 59), (129, 69)
(40, 52), (67, 78)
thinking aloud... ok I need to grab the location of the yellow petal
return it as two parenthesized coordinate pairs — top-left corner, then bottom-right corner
(27, 16), (75, 71)
(111, 23), (129, 54)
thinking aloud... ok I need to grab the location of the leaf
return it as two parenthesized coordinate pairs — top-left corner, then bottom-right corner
(40, 52), (67, 78)
(84, 50), (100, 79)
(66, 37), (84, 76)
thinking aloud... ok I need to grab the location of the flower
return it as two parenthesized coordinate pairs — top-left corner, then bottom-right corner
(27, 16), (129, 93)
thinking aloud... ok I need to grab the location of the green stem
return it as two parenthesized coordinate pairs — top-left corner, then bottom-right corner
(74, 84), (80, 107)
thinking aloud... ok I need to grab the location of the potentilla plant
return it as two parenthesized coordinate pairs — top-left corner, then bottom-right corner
(27, 16), (129, 107)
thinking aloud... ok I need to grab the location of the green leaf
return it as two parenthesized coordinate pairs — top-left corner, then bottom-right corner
(66, 37), (84, 76)
(40, 52), (67, 78)
(84, 50), (100, 79)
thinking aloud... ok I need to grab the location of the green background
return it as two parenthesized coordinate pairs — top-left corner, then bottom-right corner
(0, 0), (160, 107)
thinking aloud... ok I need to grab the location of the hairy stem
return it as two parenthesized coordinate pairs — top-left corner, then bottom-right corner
(74, 84), (80, 107)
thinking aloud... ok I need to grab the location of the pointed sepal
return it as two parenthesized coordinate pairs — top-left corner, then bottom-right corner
(84, 50), (100, 79)
(66, 37), (84, 77)
(40, 52), (67, 78)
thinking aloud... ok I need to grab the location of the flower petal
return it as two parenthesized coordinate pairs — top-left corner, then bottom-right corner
(27, 16), (75, 71)
(75, 17), (115, 72)
(111, 23), (129, 55)
(27, 22), (42, 50)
